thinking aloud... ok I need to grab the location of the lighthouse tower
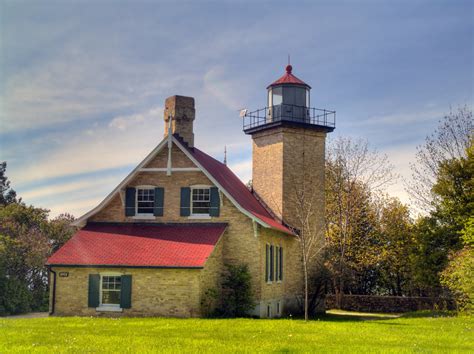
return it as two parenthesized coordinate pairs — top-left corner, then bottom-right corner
(243, 65), (335, 230)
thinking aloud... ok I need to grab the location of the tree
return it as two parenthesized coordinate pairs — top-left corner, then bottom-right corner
(432, 141), (474, 241)
(407, 106), (472, 212)
(0, 161), (19, 205)
(325, 137), (396, 306)
(376, 196), (414, 296)
(440, 217), (474, 313)
(289, 176), (326, 320)
(0, 163), (76, 315)
(410, 140), (473, 297)
(218, 264), (253, 317)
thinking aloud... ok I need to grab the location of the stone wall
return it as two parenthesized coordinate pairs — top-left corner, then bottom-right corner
(325, 294), (456, 313)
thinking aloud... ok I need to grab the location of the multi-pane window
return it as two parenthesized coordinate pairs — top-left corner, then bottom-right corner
(266, 244), (283, 283)
(137, 188), (154, 214)
(101, 276), (121, 305)
(191, 188), (210, 215)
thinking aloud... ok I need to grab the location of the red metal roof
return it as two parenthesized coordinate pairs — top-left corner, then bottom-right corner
(46, 223), (226, 268)
(267, 65), (310, 89)
(177, 137), (293, 234)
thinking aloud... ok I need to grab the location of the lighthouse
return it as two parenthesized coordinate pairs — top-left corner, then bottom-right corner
(243, 64), (335, 230)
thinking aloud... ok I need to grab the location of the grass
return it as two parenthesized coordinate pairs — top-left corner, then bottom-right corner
(0, 311), (472, 353)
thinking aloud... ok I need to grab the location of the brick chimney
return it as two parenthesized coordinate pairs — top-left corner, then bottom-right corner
(164, 95), (195, 147)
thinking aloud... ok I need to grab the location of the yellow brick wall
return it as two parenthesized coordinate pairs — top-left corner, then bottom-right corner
(51, 267), (201, 317)
(252, 127), (326, 231)
(199, 236), (224, 315)
(144, 144), (196, 169)
(257, 227), (303, 317)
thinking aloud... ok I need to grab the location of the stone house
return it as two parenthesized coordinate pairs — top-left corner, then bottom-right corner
(46, 65), (335, 317)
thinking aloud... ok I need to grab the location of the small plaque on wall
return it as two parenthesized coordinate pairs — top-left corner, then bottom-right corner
(59, 272), (69, 277)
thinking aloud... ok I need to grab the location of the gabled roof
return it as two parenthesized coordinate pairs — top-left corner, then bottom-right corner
(73, 134), (293, 235)
(47, 223), (227, 268)
(267, 65), (311, 89)
(177, 137), (291, 234)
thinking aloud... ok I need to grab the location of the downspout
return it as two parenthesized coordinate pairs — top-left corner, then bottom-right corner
(49, 267), (57, 315)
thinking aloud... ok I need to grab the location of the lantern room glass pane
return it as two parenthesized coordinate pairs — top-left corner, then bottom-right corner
(282, 86), (295, 105)
(295, 87), (306, 107)
(272, 87), (282, 106)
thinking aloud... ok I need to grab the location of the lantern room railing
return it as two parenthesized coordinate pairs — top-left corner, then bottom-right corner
(242, 104), (336, 133)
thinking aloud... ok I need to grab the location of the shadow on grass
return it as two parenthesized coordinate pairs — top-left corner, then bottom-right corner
(400, 310), (457, 318)
(309, 309), (456, 323)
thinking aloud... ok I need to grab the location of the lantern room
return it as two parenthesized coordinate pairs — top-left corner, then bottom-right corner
(242, 64), (335, 134)
(267, 64), (311, 119)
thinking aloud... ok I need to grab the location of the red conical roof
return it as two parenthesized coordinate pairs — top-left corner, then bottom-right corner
(267, 65), (311, 89)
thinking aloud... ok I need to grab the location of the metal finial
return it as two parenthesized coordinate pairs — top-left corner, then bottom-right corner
(288, 54), (290, 65)
(223, 146), (227, 165)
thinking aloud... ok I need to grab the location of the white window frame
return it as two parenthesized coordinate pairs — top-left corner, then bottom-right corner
(189, 185), (212, 219)
(134, 185), (156, 219)
(96, 272), (123, 312)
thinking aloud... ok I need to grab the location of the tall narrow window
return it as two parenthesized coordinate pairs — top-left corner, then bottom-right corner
(265, 244), (271, 282)
(279, 247), (283, 281)
(270, 245), (274, 281)
(275, 246), (280, 281)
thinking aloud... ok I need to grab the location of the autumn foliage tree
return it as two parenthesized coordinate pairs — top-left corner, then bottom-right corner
(325, 137), (396, 305)
(0, 162), (76, 315)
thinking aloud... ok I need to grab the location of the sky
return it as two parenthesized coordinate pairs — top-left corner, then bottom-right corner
(1, 0), (473, 219)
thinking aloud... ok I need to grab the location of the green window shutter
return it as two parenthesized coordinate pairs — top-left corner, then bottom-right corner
(125, 188), (136, 216)
(154, 187), (164, 216)
(209, 187), (220, 217)
(120, 275), (132, 309)
(88, 274), (100, 308)
(180, 187), (191, 216)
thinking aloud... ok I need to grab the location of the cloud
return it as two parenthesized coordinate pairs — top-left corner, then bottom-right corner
(109, 106), (162, 131)
(20, 176), (120, 202)
(1, 39), (192, 133)
(12, 107), (164, 186)
(202, 66), (247, 111)
(347, 108), (446, 128)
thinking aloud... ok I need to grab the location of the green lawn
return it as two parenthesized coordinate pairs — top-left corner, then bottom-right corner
(0, 311), (472, 353)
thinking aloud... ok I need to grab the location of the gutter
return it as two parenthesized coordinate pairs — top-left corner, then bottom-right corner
(49, 267), (57, 315)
